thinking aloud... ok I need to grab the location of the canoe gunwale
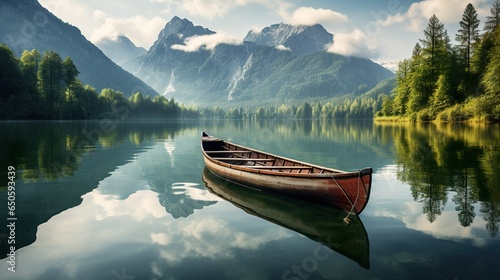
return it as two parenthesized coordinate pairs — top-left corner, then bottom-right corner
(200, 132), (373, 215)
(201, 133), (366, 179)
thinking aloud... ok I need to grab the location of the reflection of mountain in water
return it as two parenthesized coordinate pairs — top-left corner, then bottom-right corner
(0, 141), (148, 257)
(152, 182), (218, 219)
(136, 137), (219, 219)
(0, 121), (194, 256)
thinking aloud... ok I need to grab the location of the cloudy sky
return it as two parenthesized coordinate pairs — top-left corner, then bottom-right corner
(38, 0), (495, 64)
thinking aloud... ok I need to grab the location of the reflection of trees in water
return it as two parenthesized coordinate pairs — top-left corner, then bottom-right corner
(379, 122), (500, 236)
(1, 121), (195, 182)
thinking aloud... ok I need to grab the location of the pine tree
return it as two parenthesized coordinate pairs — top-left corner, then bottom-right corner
(482, 29), (500, 97)
(420, 15), (447, 83)
(392, 59), (411, 115)
(431, 74), (453, 114)
(456, 3), (480, 73)
(484, 0), (500, 32)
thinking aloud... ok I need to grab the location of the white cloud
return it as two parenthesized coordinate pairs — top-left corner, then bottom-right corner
(155, 0), (284, 20)
(171, 33), (242, 52)
(378, 0), (491, 32)
(285, 6), (349, 26)
(91, 16), (166, 48)
(93, 10), (106, 20)
(327, 29), (379, 59)
(275, 44), (291, 51)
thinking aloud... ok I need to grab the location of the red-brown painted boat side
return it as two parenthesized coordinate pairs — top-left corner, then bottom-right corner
(201, 132), (372, 215)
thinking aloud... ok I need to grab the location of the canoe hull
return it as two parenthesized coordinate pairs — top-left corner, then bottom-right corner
(201, 132), (372, 215)
(202, 167), (370, 269)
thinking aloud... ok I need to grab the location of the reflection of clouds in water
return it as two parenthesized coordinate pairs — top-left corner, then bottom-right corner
(91, 189), (167, 221)
(375, 201), (490, 247)
(172, 182), (222, 202)
(151, 216), (292, 263)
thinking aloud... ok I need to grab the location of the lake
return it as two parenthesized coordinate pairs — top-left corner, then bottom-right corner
(0, 119), (499, 280)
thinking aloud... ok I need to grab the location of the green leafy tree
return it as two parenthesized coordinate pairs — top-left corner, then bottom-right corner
(0, 44), (25, 118)
(312, 103), (322, 119)
(19, 49), (41, 96)
(63, 57), (79, 93)
(380, 95), (394, 116)
(38, 51), (65, 118)
(295, 102), (312, 119)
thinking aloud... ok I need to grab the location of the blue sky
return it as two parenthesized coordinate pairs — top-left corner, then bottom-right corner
(38, 0), (495, 66)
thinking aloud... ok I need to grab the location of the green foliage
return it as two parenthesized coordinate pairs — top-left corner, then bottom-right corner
(0, 44), (25, 118)
(456, 3), (481, 72)
(0, 46), (187, 120)
(482, 28), (500, 96)
(484, 0), (500, 32)
(377, 2), (500, 122)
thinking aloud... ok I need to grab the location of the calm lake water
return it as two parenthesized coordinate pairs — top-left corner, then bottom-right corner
(0, 119), (499, 280)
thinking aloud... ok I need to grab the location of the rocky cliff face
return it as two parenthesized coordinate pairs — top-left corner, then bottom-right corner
(243, 23), (334, 56)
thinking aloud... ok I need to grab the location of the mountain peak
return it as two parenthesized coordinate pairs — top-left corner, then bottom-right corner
(244, 23), (333, 56)
(96, 35), (147, 66)
(162, 16), (214, 38)
(150, 16), (215, 51)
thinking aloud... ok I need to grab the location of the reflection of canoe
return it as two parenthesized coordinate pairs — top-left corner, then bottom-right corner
(201, 132), (372, 215)
(202, 167), (370, 269)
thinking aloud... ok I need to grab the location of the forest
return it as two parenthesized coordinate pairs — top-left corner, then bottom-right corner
(0, 46), (199, 120)
(377, 1), (500, 122)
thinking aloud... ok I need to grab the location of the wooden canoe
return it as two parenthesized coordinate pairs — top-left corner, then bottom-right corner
(201, 132), (373, 215)
(202, 167), (370, 269)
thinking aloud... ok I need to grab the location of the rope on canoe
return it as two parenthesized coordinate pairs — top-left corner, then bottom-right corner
(332, 171), (362, 224)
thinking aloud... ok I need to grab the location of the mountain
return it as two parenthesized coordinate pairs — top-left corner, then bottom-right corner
(95, 35), (147, 66)
(0, 0), (156, 97)
(243, 23), (333, 56)
(125, 17), (393, 105)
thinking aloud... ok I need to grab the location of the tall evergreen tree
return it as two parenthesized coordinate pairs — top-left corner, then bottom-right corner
(392, 59), (411, 115)
(408, 41), (433, 113)
(482, 29), (500, 96)
(484, 0), (500, 32)
(420, 15), (447, 83)
(456, 3), (480, 73)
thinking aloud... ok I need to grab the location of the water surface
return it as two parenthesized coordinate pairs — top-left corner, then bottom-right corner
(0, 120), (499, 279)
